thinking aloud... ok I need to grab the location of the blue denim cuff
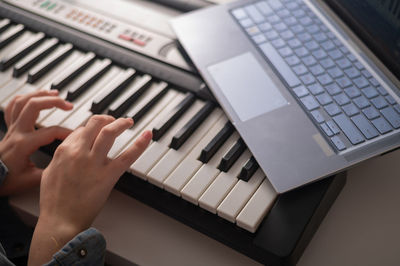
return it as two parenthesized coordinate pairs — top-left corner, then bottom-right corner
(44, 227), (106, 266)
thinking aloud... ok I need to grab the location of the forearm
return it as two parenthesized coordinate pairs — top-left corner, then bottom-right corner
(28, 216), (81, 266)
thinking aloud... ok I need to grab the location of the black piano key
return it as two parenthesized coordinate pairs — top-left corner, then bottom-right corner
(107, 74), (151, 117)
(218, 138), (246, 172)
(27, 43), (73, 83)
(126, 81), (168, 123)
(0, 19), (11, 34)
(0, 32), (45, 71)
(0, 24), (24, 49)
(91, 68), (136, 114)
(13, 37), (59, 77)
(152, 92), (195, 141)
(238, 156), (259, 182)
(170, 101), (214, 150)
(66, 58), (112, 101)
(50, 52), (96, 91)
(199, 122), (234, 163)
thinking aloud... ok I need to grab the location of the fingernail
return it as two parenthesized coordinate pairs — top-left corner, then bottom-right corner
(142, 130), (152, 140)
(65, 101), (73, 108)
(49, 90), (59, 95)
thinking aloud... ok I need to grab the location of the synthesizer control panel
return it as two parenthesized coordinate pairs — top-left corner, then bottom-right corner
(4, 0), (192, 71)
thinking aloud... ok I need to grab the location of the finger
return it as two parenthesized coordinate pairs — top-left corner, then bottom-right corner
(16, 96), (73, 131)
(28, 126), (72, 154)
(111, 130), (152, 179)
(91, 118), (134, 159)
(10, 90), (59, 125)
(79, 115), (115, 149)
(4, 95), (21, 128)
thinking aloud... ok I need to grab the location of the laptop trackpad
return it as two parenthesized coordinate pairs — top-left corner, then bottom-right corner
(207, 52), (288, 122)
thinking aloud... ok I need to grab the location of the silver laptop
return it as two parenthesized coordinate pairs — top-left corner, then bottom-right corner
(172, 0), (400, 193)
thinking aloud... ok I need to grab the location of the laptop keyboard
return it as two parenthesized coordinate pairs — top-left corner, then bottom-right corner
(231, 0), (400, 151)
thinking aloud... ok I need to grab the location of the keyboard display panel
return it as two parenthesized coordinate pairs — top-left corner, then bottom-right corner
(231, 0), (400, 152)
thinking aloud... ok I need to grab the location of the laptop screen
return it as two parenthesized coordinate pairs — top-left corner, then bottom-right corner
(325, 0), (400, 87)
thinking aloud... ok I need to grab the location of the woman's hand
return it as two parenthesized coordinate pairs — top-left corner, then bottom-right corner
(0, 90), (73, 196)
(29, 115), (152, 265)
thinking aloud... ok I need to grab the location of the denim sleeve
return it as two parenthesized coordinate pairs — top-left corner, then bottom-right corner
(44, 227), (106, 266)
(0, 243), (15, 266)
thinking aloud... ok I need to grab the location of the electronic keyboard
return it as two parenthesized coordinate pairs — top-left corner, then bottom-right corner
(0, 0), (346, 265)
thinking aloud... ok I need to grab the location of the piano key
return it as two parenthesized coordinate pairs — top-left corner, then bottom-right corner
(236, 178), (277, 233)
(217, 169), (265, 223)
(125, 81), (168, 123)
(0, 50), (83, 108)
(0, 32), (45, 70)
(163, 115), (229, 196)
(107, 90), (179, 159)
(38, 60), (113, 127)
(218, 138), (246, 172)
(170, 101), (214, 150)
(239, 156), (259, 182)
(27, 43), (74, 83)
(60, 67), (125, 130)
(199, 150), (252, 214)
(90, 68), (136, 114)
(107, 74), (152, 118)
(50, 52), (96, 91)
(13, 38), (59, 77)
(152, 92), (196, 141)
(130, 100), (205, 179)
(66, 58), (112, 101)
(0, 24), (24, 49)
(199, 121), (234, 163)
(181, 133), (240, 205)
(147, 108), (223, 188)
(0, 19), (10, 33)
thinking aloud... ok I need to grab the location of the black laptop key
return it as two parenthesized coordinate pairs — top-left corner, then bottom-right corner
(371, 117), (392, 134)
(91, 68), (136, 114)
(0, 24), (24, 49)
(333, 113), (365, 145)
(239, 156), (259, 182)
(13, 38), (59, 77)
(107, 74), (151, 117)
(218, 138), (246, 172)
(126, 81), (168, 123)
(27, 43), (73, 83)
(380, 106), (400, 129)
(170, 101), (214, 150)
(199, 121), (234, 163)
(67, 58), (112, 101)
(51, 52), (96, 91)
(0, 32), (45, 70)
(152, 92), (196, 141)
(351, 114), (379, 140)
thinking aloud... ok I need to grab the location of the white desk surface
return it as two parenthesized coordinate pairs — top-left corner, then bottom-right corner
(10, 148), (400, 266)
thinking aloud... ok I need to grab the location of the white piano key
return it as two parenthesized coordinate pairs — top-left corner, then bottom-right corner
(163, 115), (228, 196)
(38, 59), (109, 127)
(34, 53), (89, 122)
(198, 150), (251, 214)
(217, 169), (265, 223)
(60, 67), (124, 130)
(38, 60), (116, 127)
(107, 89), (179, 159)
(181, 132), (240, 205)
(148, 109), (223, 188)
(0, 24), (24, 48)
(0, 49), (82, 109)
(130, 100), (204, 179)
(0, 31), (35, 88)
(0, 76), (28, 104)
(236, 178), (277, 233)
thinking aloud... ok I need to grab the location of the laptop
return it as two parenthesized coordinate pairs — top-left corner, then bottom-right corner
(171, 0), (400, 193)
